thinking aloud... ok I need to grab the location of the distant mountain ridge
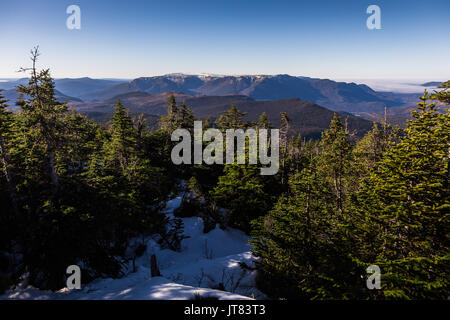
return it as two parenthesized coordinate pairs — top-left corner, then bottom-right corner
(0, 77), (126, 105)
(76, 74), (408, 113)
(1, 74), (425, 127)
(73, 91), (373, 139)
(1, 88), (82, 109)
(421, 81), (443, 87)
(1, 74), (418, 114)
(52, 77), (126, 97)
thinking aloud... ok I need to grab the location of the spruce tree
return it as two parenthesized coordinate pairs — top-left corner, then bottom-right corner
(211, 164), (272, 232)
(16, 47), (68, 195)
(179, 102), (195, 129)
(258, 112), (271, 129)
(0, 90), (18, 214)
(357, 91), (450, 299)
(105, 99), (138, 172)
(215, 103), (248, 130)
(160, 94), (181, 132)
(318, 113), (352, 215)
(431, 81), (450, 105)
(251, 157), (363, 299)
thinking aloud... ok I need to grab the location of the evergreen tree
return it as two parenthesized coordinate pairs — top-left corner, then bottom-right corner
(0, 90), (18, 214)
(284, 133), (309, 178)
(318, 113), (352, 215)
(356, 92), (450, 299)
(203, 117), (212, 129)
(215, 103), (248, 130)
(258, 112), (271, 129)
(251, 157), (363, 299)
(16, 47), (68, 195)
(105, 99), (138, 172)
(168, 94), (178, 122)
(0, 49), (176, 290)
(179, 102), (195, 129)
(352, 121), (399, 192)
(211, 163), (279, 232)
(431, 81), (450, 105)
(354, 122), (395, 171)
(160, 94), (181, 132)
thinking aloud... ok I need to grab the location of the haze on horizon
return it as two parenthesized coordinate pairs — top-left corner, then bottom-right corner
(1, 0), (449, 80)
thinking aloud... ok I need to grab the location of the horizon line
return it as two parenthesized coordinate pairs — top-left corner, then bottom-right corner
(0, 73), (447, 82)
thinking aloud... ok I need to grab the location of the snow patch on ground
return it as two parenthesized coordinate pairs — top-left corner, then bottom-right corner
(1, 196), (263, 300)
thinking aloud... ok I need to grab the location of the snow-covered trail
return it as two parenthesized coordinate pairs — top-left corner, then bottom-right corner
(1, 197), (263, 300)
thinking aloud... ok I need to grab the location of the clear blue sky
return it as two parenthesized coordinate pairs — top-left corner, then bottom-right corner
(0, 0), (449, 79)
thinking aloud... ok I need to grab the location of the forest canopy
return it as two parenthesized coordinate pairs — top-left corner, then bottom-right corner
(0, 50), (448, 299)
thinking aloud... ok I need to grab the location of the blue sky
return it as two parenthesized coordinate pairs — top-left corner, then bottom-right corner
(0, 0), (449, 80)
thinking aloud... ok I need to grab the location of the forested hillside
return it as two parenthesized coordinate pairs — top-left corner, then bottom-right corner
(0, 51), (448, 299)
(74, 91), (374, 139)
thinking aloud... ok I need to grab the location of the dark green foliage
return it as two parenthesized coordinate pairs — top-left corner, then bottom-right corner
(354, 92), (450, 299)
(215, 103), (248, 130)
(258, 112), (271, 129)
(251, 88), (450, 300)
(250, 125), (364, 299)
(158, 217), (189, 252)
(159, 95), (195, 133)
(212, 163), (280, 233)
(174, 196), (204, 218)
(431, 81), (450, 105)
(0, 50), (177, 290)
(1, 50), (448, 299)
(316, 113), (354, 214)
(203, 105), (282, 232)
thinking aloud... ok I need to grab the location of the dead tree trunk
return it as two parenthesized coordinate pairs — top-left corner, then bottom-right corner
(280, 112), (290, 186)
(150, 254), (161, 277)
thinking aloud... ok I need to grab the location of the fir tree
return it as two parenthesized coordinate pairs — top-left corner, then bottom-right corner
(258, 112), (271, 129)
(105, 99), (138, 172)
(179, 102), (195, 129)
(318, 113), (352, 215)
(160, 94), (181, 132)
(211, 163), (279, 233)
(357, 91), (450, 299)
(16, 47), (68, 195)
(215, 103), (248, 130)
(251, 158), (363, 299)
(0, 90), (18, 214)
(431, 81), (450, 105)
